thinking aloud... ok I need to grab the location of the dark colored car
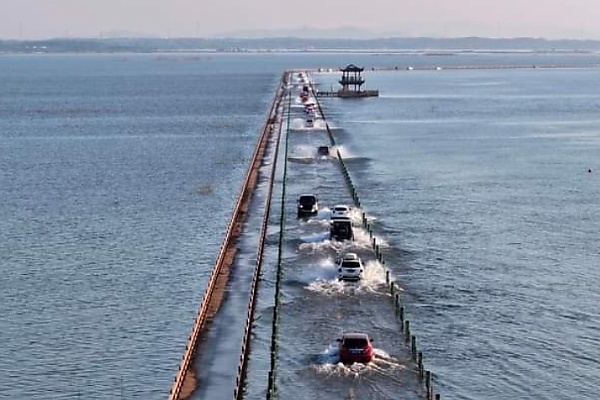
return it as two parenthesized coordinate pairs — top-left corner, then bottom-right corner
(330, 217), (353, 241)
(337, 332), (374, 364)
(297, 194), (318, 217)
(317, 146), (330, 156)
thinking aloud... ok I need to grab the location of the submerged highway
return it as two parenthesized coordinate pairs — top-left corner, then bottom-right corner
(168, 70), (441, 400)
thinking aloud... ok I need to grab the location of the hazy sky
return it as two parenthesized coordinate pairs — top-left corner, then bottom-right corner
(1, 0), (598, 39)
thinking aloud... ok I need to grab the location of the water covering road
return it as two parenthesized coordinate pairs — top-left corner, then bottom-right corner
(265, 79), (424, 400)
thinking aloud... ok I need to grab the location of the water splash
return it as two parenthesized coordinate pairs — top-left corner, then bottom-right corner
(305, 278), (347, 295)
(313, 119), (327, 130)
(299, 231), (331, 244)
(289, 117), (326, 132)
(289, 117), (308, 130)
(292, 258), (338, 285)
(311, 345), (404, 376)
(335, 145), (358, 159)
(298, 238), (353, 254)
(370, 348), (408, 372)
(305, 259), (387, 295)
(311, 344), (369, 377)
(288, 144), (335, 163)
(304, 217), (330, 228)
(290, 144), (317, 159)
(353, 228), (390, 249)
(362, 260), (388, 289)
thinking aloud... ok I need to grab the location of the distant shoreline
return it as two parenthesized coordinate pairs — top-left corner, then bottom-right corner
(3, 37), (600, 54)
(1, 48), (598, 56)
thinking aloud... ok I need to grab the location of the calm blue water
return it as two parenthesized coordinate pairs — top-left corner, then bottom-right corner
(316, 67), (600, 399)
(1, 53), (600, 399)
(0, 54), (277, 399)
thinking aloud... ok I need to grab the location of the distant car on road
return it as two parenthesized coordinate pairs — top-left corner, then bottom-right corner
(297, 194), (318, 217)
(317, 146), (330, 156)
(337, 332), (374, 364)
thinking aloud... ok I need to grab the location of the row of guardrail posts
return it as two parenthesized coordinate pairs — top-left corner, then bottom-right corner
(309, 73), (442, 400)
(232, 74), (286, 400)
(168, 73), (287, 400)
(266, 74), (292, 400)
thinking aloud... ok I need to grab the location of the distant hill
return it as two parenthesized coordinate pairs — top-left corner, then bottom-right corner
(214, 26), (395, 40)
(100, 30), (158, 39)
(2, 36), (600, 53)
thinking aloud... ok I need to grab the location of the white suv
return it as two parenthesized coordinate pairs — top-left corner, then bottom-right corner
(331, 204), (350, 219)
(337, 253), (364, 281)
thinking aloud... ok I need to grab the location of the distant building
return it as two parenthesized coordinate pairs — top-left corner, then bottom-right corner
(318, 64), (378, 98)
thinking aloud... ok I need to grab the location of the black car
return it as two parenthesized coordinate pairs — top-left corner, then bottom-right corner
(297, 194), (318, 217)
(317, 146), (330, 156)
(330, 217), (353, 241)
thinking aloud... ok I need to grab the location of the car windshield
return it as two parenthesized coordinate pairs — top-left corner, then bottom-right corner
(299, 196), (316, 206)
(343, 338), (368, 348)
(334, 207), (348, 212)
(341, 260), (361, 268)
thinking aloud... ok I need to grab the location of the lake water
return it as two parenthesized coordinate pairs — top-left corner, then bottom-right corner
(314, 65), (600, 399)
(1, 52), (599, 399)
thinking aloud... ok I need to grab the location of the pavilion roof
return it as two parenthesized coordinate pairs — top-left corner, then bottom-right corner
(340, 64), (364, 72)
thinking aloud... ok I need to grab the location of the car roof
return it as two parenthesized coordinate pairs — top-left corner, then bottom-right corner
(342, 253), (359, 260)
(299, 194), (316, 198)
(334, 204), (349, 209)
(342, 332), (370, 339)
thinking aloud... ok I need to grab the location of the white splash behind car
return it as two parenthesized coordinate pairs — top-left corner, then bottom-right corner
(337, 253), (364, 281)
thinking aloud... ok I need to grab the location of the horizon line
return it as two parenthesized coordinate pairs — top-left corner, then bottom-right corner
(2, 35), (600, 42)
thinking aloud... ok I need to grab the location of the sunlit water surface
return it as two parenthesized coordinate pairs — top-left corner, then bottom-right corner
(1, 53), (600, 399)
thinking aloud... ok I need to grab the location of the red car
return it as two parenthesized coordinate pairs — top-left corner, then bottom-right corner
(337, 332), (374, 364)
